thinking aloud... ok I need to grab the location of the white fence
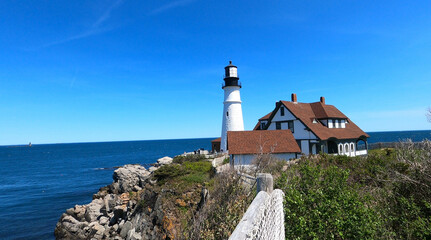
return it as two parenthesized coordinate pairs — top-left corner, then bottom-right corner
(229, 174), (285, 240)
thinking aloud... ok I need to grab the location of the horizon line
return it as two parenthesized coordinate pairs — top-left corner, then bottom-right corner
(1, 129), (430, 147)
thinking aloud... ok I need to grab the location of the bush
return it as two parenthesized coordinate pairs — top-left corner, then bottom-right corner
(187, 171), (255, 239)
(153, 160), (213, 187)
(173, 154), (207, 164)
(275, 140), (431, 239)
(276, 161), (383, 239)
(153, 164), (187, 181)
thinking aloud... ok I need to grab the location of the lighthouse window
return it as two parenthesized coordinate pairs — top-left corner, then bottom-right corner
(280, 107), (285, 116)
(226, 111), (229, 116)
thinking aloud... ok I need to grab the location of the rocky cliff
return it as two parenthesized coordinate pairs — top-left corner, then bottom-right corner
(54, 156), (207, 240)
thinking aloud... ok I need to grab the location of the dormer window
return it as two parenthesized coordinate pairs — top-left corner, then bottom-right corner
(261, 122), (266, 129)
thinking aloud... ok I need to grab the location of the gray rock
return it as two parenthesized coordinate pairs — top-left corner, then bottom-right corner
(84, 199), (103, 222)
(89, 222), (105, 237)
(133, 185), (142, 191)
(113, 165), (150, 193)
(148, 166), (158, 172)
(99, 216), (109, 225)
(120, 221), (133, 238)
(104, 194), (116, 213)
(156, 156), (173, 166)
(74, 205), (86, 220)
(127, 228), (142, 240)
(112, 224), (119, 232)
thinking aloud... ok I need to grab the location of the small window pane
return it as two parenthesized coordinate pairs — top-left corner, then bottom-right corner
(276, 122), (281, 130)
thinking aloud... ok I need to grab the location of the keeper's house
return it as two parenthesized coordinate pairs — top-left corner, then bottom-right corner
(253, 94), (369, 157)
(227, 130), (301, 165)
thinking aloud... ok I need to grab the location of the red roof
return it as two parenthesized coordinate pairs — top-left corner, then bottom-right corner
(211, 137), (221, 143)
(253, 111), (274, 130)
(267, 100), (369, 140)
(258, 111), (273, 120)
(227, 130), (301, 155)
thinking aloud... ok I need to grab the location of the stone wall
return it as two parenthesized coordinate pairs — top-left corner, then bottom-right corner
(229, 189), (285, 240)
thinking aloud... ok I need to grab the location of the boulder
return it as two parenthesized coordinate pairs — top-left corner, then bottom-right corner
(99, 216), (109, 226)
(120, 221), (133, 238)
(113, 165), (150, 193)
(84, 199), (104, 222)
(148, 166), (158, 172)
(156, 156), (172, 166)
(127, 228), (142, 240)
(74, 205), (86, 220)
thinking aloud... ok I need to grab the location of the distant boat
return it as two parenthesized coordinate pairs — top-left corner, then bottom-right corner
(29, 142), (32, 147)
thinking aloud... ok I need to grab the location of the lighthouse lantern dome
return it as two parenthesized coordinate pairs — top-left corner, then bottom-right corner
(224, 61), (238, 78)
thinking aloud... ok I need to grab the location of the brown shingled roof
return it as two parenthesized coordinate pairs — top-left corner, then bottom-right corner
(253, 111), (274, 130)
(273, 100), (369, 140)
(211, 137), (221, 143)
(227, 130), (301, 155)
(259, 111), (273, 120)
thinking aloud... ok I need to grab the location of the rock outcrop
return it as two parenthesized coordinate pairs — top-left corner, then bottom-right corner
(55, 153), (214, 240)
(55, 163), (176, 240)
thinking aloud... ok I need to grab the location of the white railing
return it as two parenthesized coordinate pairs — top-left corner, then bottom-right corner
(229, 174), (285, 240)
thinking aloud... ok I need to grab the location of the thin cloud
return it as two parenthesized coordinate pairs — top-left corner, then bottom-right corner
(42, 0), (124, 48)
(93, 0), (124, 28)
(149, 0), (196, 15)
(42, 27), (111, 48)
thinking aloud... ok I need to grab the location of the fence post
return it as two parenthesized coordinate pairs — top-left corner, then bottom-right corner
(256, 173), (273, 194)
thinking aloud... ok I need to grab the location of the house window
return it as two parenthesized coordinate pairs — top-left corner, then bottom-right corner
(280, 107), (285, 116)
(276, 122), (281, 130)
(288, 121), (294, 133)
(261, 122), (266, 129)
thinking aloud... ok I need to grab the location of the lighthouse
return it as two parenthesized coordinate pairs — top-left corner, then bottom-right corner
(220, 61), (244, 152)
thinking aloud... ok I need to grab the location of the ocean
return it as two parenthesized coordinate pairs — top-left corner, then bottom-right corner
(0, 130), (430, 239)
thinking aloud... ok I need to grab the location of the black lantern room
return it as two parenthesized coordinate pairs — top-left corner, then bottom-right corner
(223, 61), (241, 89)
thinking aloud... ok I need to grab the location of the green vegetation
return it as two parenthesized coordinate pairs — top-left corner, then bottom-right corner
(148, 156), (252, 239)
(173, 154), (207, 164)
(153, 160), (213, 186)
(275, 140), (431, 239)
(188, 171), (255, 239)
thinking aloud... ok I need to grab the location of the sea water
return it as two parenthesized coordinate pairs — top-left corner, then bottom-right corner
(0, 131), (430, 239)
(0, 138), (212, 239)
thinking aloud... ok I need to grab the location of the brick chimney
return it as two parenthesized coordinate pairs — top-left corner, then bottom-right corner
(291, 93), (297, 103)
(320, 96), (325, 104)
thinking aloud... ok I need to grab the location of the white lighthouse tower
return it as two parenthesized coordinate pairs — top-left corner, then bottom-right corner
(220, 61), (244, 152)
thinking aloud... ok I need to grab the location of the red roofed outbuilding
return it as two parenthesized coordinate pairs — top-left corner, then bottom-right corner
(227, 130), (300, 165)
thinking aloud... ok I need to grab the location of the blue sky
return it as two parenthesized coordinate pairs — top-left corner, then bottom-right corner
(1, 0), (430, 145)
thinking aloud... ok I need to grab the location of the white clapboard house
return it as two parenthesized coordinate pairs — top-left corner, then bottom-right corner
(253, 93), (369, 156)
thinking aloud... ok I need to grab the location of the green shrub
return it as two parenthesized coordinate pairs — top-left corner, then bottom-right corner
(184, 161), (212, 173)
(153, 164), (188, 181)
(180, 172), (208, 184)
(173, 154), (207, 164)
(275, 141), (431, 239)
(276, 160), (383, 239)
